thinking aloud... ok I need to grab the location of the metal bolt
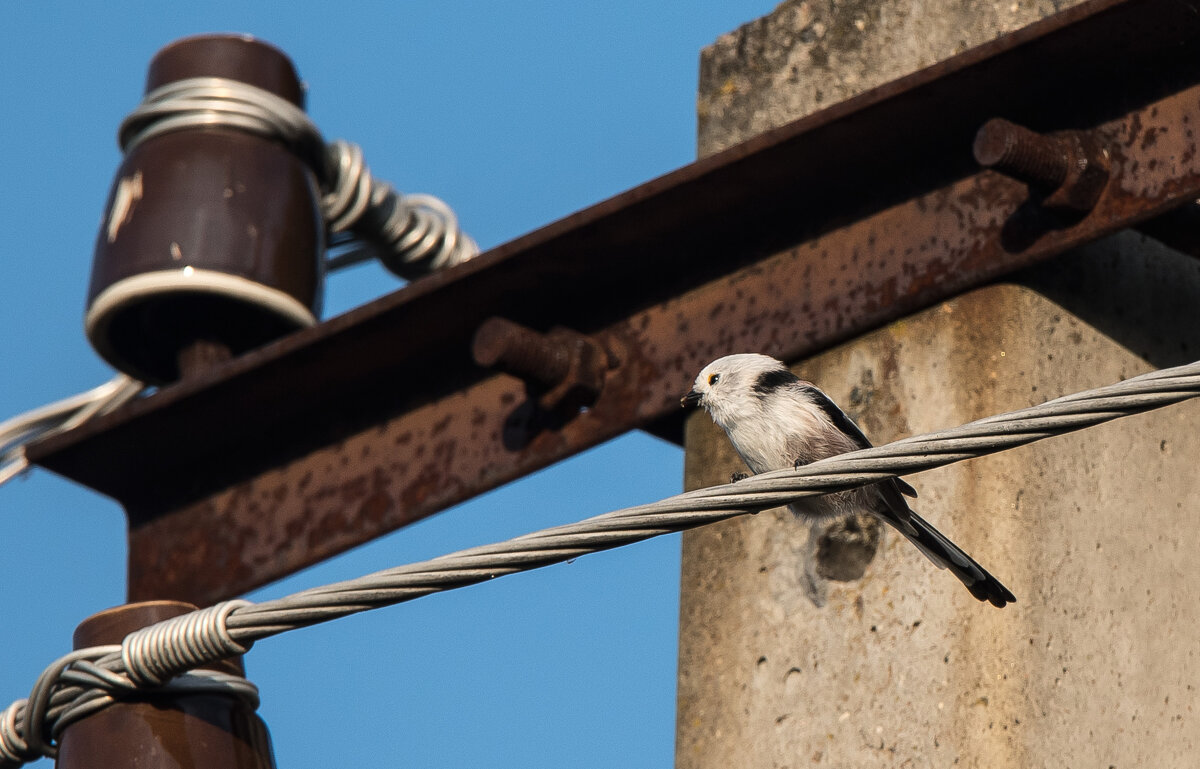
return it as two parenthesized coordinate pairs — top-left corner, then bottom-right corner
(473, 318), (572, 386)
(472, 317), (612, 413)
(974, 118), (1110, 212)
(176, 339), (233, 381)
(973, 118), (1070, 189)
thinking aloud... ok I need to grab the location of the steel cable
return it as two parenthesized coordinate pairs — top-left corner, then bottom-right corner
(222, 360), (1200, 640)
(3, 359), (1199, 767)
(0, 374), (143, 487)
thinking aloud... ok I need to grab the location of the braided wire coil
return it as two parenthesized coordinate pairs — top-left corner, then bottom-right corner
(0, 620), (259, 767)
(120, 76), (479, 279)
(0, 374), (142, 487)
(322, 140), (479, 276)
(121, 600), (253, 686)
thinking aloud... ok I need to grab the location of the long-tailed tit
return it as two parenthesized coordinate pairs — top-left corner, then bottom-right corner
(682, 353), (1015, 608)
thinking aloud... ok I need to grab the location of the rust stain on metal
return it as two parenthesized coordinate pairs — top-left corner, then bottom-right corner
(27, 0), (1200, 604)
(135, 79), (1200, 604)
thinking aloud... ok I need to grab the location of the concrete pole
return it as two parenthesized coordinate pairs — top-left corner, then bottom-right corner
(677, 3), (1200, 766)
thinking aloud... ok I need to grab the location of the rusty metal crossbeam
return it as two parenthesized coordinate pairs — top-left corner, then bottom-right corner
(28, 0), (1200, 604)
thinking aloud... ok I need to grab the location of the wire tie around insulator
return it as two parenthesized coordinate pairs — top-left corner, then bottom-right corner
(111, 77), (478, 279)
(121, 600), (254, 687)
(0, 699), (29, 764)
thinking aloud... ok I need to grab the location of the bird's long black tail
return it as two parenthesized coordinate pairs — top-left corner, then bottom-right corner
(876, 502), (1016, 608)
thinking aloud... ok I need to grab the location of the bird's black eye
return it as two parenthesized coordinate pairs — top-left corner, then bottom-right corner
(708, 373), (720, 386)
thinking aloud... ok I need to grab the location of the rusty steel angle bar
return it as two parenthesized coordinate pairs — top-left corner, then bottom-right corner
(27, 0), (1200, 603)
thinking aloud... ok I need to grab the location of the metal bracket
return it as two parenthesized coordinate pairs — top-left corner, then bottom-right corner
(27, 0), (1200, 604)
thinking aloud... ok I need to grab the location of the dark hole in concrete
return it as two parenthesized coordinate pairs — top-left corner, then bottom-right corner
(813, 513), (881, 581)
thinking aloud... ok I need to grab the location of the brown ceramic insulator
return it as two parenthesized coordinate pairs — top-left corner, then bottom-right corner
(56, 601), (276, 769)
(146, 35), (306, 110)
(86, 34), (325, 385)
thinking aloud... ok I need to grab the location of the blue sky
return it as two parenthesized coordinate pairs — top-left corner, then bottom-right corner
(0, 3), (777, 767)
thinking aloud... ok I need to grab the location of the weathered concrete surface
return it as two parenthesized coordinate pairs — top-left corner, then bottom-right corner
(678, 2), (1200, 766)
(698, 0), (1088, 155)
(678, 237), (1200, 767)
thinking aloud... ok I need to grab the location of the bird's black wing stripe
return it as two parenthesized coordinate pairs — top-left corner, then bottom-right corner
(798, 384), (873, 450)
(752, 367), (801, 395)
(800, 384), (918, 496)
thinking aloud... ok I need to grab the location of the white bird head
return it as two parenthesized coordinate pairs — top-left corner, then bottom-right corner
(681, 353), (795, 427)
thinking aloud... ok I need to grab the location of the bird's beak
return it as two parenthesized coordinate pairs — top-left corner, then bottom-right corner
(681, 389), (702, 409)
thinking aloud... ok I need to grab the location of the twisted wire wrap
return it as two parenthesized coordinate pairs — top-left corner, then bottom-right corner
(0, 374), (142, 487)
(20, 647), (119, 761)
(4, 359), (1200, 767)
(118, 76), (324, 164)
(121, 600), (254, 686)
(0, 699), (24, 764)
(0, 601), (260, 768)
(322, 140), (479, 277)
(118, 76), (479, 279)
